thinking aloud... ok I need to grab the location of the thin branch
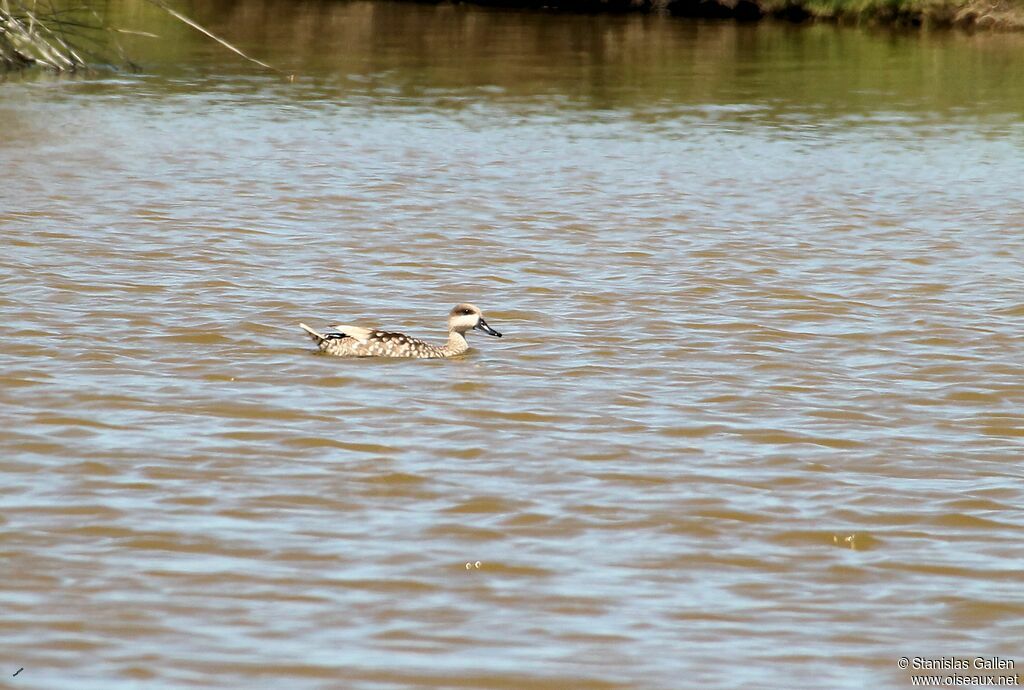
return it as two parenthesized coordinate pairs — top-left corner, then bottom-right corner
(110, 27), (159, 38)
(144, 0), (283, 74)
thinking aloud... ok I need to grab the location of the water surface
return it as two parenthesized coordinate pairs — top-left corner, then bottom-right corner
(2, 4), (1024, 689)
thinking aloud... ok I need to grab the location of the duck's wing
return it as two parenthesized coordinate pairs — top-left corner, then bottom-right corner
(299, 322), (373, 345)
(326, 324), (373, 344)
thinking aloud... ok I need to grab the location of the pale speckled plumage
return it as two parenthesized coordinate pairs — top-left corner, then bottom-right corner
(299, 303), (502, 359)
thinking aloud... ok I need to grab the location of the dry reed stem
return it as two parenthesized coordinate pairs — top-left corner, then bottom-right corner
(145, 0), (283, 73)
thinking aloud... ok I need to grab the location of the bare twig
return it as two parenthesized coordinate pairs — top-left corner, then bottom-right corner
(144, 0), (283, 73)
(110, 28), (160, 38)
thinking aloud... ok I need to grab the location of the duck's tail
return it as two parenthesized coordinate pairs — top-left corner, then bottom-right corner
(299, 322), (326, 343)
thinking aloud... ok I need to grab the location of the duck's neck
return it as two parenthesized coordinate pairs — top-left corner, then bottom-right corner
(440, 330), (469, 357)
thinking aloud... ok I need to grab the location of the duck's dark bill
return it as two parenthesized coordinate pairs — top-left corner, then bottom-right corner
(474, 319), (502, 337)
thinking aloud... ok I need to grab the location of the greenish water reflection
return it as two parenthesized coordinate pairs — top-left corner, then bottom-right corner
(81, 0), (1024, 117)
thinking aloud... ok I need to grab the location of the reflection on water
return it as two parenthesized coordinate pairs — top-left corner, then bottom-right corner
(2, 2), (1024, 689)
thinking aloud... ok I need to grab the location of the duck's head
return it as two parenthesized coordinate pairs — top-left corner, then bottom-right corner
(448, 303), (502, 337)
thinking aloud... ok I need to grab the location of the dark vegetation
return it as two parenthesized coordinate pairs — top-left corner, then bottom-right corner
(479, 0), (1024, 28)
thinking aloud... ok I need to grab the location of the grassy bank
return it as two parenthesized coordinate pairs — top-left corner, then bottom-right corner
(1, 4), (96, 71)
(0, 0), (270, 72)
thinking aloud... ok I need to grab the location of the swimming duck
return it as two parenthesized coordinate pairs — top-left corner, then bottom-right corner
(299, 303), (502, 358)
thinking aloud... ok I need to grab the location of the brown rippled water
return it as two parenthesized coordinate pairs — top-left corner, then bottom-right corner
(3, 3), (1024, 689)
